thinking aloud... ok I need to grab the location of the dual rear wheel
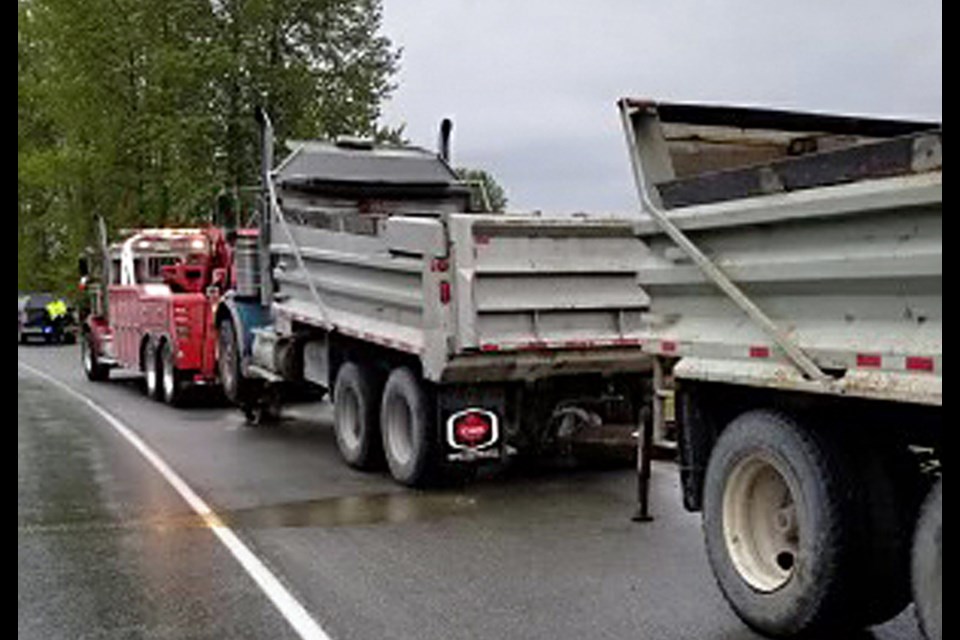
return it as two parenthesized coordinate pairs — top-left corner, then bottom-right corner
(333, 363), (439, 487)
(703, 410), (926, 637)
(142, 338), (184, 406)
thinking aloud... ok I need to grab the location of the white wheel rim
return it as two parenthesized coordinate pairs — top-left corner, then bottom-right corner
(723, 453), (799, 592)
(385, 394), (414, 467)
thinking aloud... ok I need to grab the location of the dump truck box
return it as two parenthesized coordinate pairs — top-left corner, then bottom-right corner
(256, 136), (652, 385)
(620, 99), (941, 406)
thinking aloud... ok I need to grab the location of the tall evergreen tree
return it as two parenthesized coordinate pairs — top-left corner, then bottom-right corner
(18, 0), (400, 294)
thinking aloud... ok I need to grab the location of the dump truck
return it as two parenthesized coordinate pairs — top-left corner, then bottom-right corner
(618, 99), (941, 639)
(215, 112), (654, 486)
(80, 224), (250, 405)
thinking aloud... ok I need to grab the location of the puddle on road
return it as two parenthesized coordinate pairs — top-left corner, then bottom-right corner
(221, 492), (478, 530)
(20, 492), (479, 535)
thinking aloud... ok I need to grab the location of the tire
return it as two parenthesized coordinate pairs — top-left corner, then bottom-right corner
(702, 410), (857, 637)
(143, 338), (162, 401)
(912, 479), (942, 640)
(160, 340), (185, 406)
(333, 362), (383, 470)
(844, 443), (922, 627)
(218, 317), (249, 405)
(81, 331), (110, 382)
(380, 367), (438, 487)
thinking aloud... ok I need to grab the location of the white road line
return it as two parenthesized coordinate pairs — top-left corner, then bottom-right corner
(18, 362), (333, 640)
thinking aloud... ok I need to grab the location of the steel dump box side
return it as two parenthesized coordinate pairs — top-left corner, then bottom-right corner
(267, 213), (656, 383)
(266, 140), (654, 384)
(439, 214), (652, 382)
(620, 100), (942, 406)
(634, 173), (942, 405)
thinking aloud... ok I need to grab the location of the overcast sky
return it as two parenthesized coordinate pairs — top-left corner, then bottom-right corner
(379, 1), (941, 214)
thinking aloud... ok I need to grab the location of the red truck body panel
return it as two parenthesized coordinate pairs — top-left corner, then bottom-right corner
(85, 226), (236, 389)
(108, 287), (216, 378)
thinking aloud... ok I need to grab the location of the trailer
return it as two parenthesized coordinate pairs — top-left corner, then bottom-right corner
(618, 99), (941, 638)
(81, 225), (246, 406)
(217, 113), (654, 486)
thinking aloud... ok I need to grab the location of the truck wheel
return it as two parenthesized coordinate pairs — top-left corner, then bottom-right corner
(702, 410), (856, 637)
(81, 332), (110, 382)
(218, 318), (249, 405)
(333, 362), (383, 470)
(380, 367), (438, 487)
(845, 443), (921, 627)
(913, 479), (942, 640)
(144, 339), (162, 401)
(160, 341), (185, 407)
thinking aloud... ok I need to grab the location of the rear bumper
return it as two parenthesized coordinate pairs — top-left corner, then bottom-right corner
(20, 324), (78, 338)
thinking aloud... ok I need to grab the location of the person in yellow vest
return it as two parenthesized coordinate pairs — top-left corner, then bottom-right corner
(44, 298), (77, 344)
(45, 298), (69, 321)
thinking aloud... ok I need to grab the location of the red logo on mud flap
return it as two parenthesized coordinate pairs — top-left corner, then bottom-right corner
(446, 409), (499, 451)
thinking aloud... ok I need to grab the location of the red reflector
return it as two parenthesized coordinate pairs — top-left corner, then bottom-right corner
(453, 412), (493, 447)
(480, 344), (500, 352)
(521, 341), (549, 351)
(749, 346), (770, 359)
(661, 341), (677, 353)
(857, 353), (882, 368)
(439, 281), (451, 304)
(906, 357), (934, 372)
(431, 258), (449, 273)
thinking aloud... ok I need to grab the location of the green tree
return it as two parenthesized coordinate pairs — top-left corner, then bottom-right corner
(455, 168), (509, 213)
(18, 0), (400, 295)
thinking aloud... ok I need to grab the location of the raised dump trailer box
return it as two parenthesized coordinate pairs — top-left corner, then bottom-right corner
(217, 115), (652, 486)
(619, 99), (941, 639)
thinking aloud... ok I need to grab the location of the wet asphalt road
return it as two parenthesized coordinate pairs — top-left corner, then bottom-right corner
(18, 344), (924, 640)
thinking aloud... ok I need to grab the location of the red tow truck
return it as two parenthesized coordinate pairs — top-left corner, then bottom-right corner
(80, 225), (249, 405)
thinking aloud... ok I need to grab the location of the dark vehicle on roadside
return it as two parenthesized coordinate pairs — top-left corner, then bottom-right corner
(18, 293), (78, 345)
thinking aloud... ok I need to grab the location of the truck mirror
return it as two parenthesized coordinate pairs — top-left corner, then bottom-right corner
(209, 268), (228, 295)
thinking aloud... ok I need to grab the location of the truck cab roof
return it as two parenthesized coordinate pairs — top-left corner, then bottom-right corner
(275, 140), (472, 203)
